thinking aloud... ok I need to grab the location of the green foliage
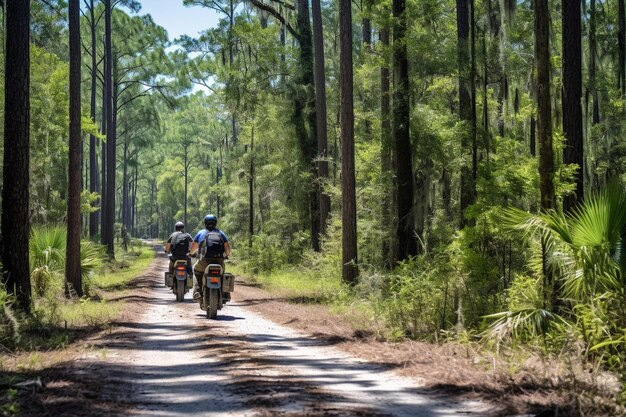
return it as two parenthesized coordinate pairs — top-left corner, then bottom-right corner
(29, 227), (107, 297)
(488, 185), (626, 380)
(378, 257), (458, 339)
(0, 291), (21, 350)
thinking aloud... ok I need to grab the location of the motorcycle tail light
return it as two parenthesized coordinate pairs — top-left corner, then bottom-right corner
(210, 277), (219, 284)
(208, 268), (221, 276)
(176, 265), (185, 271)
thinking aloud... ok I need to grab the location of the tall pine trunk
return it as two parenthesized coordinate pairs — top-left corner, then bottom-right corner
(393, 0), (417, 261)
(1, 0), (31, 312)
(312, 0), (330, 236)
(380, 26), (394, 266)
(590, 0), (600, 125)
(184, 143), (189, 227)
(103, 0), (115, 255)
(457, 0), (476, 224)
(339, 0), (358, 284)
(89, 0), (99, 238)
(295, 0), (320, 252)
(66, 0), (83, 297)
(562, 0), (584, 212)
(132, 162), (138, 234)
(100, 85), (107, 243)
(535, 0), (557, 312)
(249, 123), (255, 248)
(535, 0), (554, 211)
(617, 0), (626, 96)
(122, 143), (129, 230)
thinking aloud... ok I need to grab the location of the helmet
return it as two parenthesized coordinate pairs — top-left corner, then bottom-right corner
(175, 221), (184, 230)
(204, 214), (218, 228)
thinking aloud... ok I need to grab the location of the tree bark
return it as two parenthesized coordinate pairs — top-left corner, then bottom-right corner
(617, 0), (626, 96)
(103, 0), (115, 255)
(380, 26), (394, 266)
(122, 143), (129, 230)
(89, 0), (99, 238)
(312, 0), (330, 236)
(100, 79), (107, 243)
(457, 0), (475, 224)
(340, 0), (358, 284)
(130, 162), (139, 236)
(530, 115), (536, 157)
(393, 0), (417, 261)
(470, 0), (477, 208)
(184, 143), (189, 227)
(2, 0), (31, 312)
(535, 0), (555, 211)
(295, 0), (320, 252)
(482, 21), (490, 160)
(590, 0), (600, 124)
(562, 0), (584, 212)
(249, 124), (255, 248)
(66, 0), (83, 297)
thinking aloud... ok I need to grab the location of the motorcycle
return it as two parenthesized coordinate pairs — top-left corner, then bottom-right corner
(164, 258), (193, 302)
(200, 262), (235, 319)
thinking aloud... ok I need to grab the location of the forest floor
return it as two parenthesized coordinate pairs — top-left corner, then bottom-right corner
(1, 246), (600, 416)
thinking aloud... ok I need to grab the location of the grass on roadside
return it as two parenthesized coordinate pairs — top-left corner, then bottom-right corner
(229, 262), (343, 304)
(230, 261), (391, 337)
(17, 245), (156, 352)
(90, 245), (155, 290)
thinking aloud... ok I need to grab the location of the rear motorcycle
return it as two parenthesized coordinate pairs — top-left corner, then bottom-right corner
(164, 259), (193, 302)
(200, 263), (235, 319)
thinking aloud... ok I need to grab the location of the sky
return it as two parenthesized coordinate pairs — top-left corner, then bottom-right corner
(134, 0), (221, 41)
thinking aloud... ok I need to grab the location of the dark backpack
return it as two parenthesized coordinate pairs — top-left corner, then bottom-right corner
(203, 230), (225, 258)
(171, 232), (190, 257)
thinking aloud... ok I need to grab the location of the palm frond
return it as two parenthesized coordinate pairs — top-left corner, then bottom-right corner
(483, 308), (568, 345)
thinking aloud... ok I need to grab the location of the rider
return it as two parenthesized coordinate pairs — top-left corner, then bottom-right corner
(165, 221), (193, 276)
(190, 214), (231, 302)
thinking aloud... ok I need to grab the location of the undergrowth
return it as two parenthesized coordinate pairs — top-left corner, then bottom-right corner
(0, 235), (154, 354)
(233, 246), (625, 416)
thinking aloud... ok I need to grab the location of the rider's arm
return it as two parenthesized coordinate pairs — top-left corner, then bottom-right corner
(190, 231), (202, 256)
(165, 235), (172, 253)
(186, 234), (193, 255)
(190, 241), (199, 256)
(224, 241), (231, 257)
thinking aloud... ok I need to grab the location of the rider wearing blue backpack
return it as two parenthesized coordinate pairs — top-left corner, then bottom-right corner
(190, 214), (231, 302)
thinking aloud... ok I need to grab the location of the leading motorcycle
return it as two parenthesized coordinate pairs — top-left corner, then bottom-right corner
(199, 262), (234, 319)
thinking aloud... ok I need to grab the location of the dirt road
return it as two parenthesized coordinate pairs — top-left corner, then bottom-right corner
(78, 252), (498, 417)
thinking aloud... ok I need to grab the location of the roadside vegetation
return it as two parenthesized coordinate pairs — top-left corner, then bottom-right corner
(233, 184), (626, 415)
(0, 228), (154, 354)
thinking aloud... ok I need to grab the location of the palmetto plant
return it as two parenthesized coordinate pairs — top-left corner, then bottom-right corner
(29, 227), (106, 297)
(485, 184), (626, 358)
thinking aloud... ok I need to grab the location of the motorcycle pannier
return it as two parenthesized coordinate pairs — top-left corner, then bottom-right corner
(164, 271), (173, 287)
(222, 272), (235, 292)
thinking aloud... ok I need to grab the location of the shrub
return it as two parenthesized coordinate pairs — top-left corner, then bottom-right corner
(29, 226), (107, 297)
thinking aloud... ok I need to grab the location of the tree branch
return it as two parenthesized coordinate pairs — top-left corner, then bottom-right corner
(248, 0), (299, 39)
(268, 0), (295, 11)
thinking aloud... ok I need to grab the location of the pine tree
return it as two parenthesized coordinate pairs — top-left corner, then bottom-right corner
(1, 0), (32, 312)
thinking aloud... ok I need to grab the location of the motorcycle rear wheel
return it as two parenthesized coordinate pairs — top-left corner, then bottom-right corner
(175, 280), (185, 302)
(207, 288), (218, 319)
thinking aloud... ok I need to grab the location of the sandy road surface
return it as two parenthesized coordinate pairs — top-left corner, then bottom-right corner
(98, 252), (497, 417)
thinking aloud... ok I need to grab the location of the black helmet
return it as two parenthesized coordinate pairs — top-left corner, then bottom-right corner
(175, 221), (184, 231)
(204, 214), (218, 228)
